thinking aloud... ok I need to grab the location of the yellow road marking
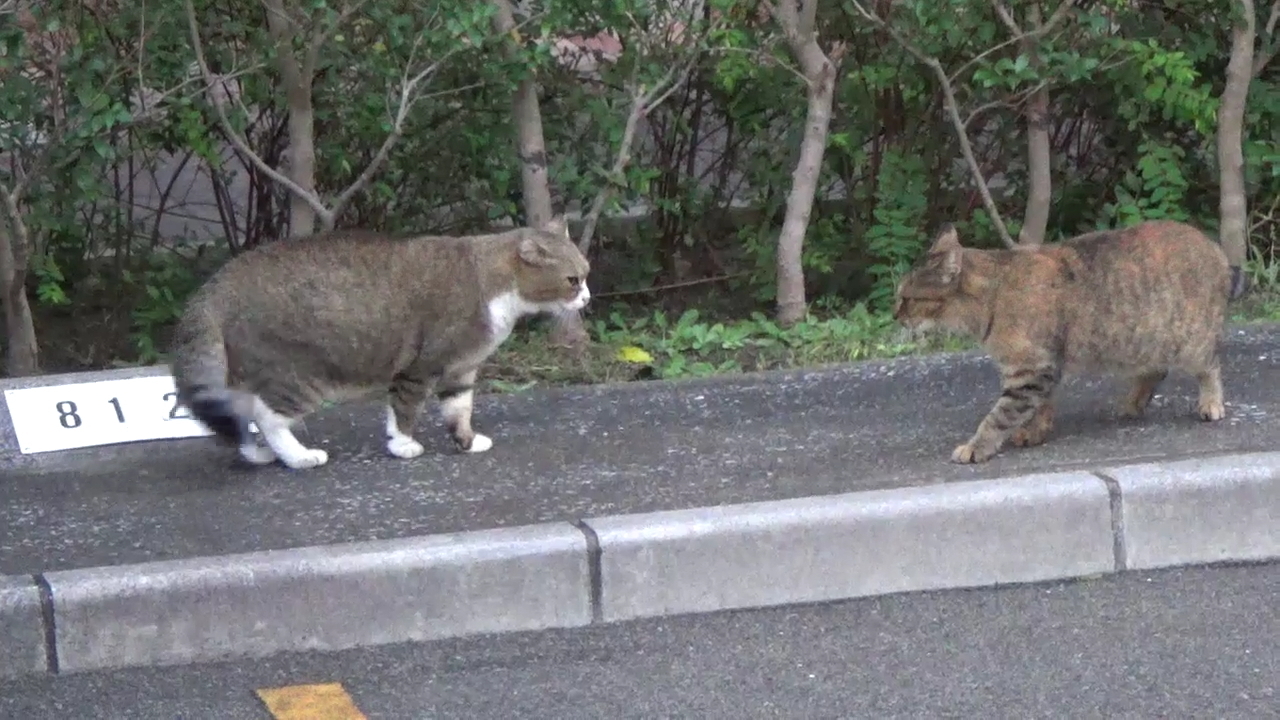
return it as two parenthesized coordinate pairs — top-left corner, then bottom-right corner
(255, 682), (368, 720)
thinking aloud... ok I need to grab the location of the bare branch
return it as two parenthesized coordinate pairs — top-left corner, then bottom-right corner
(578, 60), (695, 252)
(850, 0), (1017, 249)
(765, 0), (800, 43)
(304, 0), (369, 82)
(1042, 0), (1077, 33)
(329, 43), (471, 218)
(576, 1), (718, 252)
(184, 0), (331, 223)
(963, 101), (1006, 129)
(962, 84), (1049, 130)
(717, 45), (810, 84)
(991, 1), (1023, 36)
(1250, 193), (1280, 233)
(1254, 0), (1280, 75)
(798, 0), (818, 37)
(949, 0), (1076, 85)
(4, 135), (58, 205)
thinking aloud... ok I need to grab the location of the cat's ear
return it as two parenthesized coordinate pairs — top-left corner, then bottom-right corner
(930, 223), (960, 252)
(930, 224), (962, 282)
(939, 245), (962, 283)
(542, 215), (570, 242)
(518, 235), (553, 266)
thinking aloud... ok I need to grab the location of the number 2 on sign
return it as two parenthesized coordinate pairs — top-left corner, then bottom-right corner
(163, 391), (192, 420)
(54, 394), (187, 428)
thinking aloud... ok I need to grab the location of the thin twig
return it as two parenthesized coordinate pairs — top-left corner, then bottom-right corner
(596, 273), (750, 297)
(185, 0), (330, 221)
(1254, 0), (1280, 76)
(850, 0), (1017, 248)
(962, 80), (1050, 128)
(948, 0), (1076, 85)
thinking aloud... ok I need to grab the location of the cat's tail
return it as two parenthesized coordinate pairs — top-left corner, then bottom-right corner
(169, 300), (256, 447)
(1228, 265), (1251, 302)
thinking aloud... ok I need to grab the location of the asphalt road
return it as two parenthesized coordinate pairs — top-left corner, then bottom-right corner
(3, 324), (1280, 576)
(2, 561), (1275, 719)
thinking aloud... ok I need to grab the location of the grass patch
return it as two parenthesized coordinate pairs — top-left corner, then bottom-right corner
(1230, 289), (1280, 324)
(480, 303), (976, 394)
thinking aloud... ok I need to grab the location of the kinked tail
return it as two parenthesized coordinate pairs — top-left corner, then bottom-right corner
(1228, 265), (1251, 302)
(170, 304), (256, 447)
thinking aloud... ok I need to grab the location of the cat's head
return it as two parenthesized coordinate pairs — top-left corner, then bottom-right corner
(892, 223), (966, 333)
(512, 216), (592, 314)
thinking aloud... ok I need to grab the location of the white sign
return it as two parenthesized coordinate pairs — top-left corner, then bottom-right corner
(2, 375), (251, 454)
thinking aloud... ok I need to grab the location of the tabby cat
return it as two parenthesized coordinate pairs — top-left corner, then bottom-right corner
(893, 220), (1248, 464)
(170, 218), (590, 470)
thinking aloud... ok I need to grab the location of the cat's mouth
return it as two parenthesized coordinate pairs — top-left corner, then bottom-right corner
(562, 285), (591, 312)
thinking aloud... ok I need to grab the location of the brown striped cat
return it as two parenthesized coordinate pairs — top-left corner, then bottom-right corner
(170, 218), (590, 470)
(893, 219), (1248, 464)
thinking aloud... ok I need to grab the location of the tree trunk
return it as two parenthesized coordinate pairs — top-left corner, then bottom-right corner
(491, 0), (586, 348)
(1019, 84), (1052, 245)
(1016, 3), (1052, 246)
(283, 83), (319, 235)
(264, 0), (319, 237)
(1218, 0), (1256, 268)
(0, 210), (40, 376)
(490, 0), (554, 227)
(775, 44), (840, 326)
(512, 78), (555, 227)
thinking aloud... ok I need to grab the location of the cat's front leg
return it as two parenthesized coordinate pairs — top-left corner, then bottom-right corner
(437, 367), (492, 453)
(386, 372), (429, 459)
(953, 363), (1059, 464)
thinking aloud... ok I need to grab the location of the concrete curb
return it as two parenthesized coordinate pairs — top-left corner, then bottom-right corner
(1, 451), (1276, 678)
(586, 471), (1115, 624)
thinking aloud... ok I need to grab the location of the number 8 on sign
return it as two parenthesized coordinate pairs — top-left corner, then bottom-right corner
(56, 400), (84, 429)
(3, 375), (222, 454)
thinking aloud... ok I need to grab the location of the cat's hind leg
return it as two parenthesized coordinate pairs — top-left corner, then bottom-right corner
(953, 360), (1060, 464)
(437, 367), (492, 453)
(1193, 359), (1226, 421)
(238, 438), (277, 466)
(1120, 369), (1168, 418)
(250, 395), (328, 469)
(386, 372), (429, 459)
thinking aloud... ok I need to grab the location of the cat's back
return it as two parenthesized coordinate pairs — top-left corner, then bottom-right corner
(1043, 220), (1231, 370)
(1056, 219), (1227, 279)
(209, 229), (438, 284)
(198, 230), (481, 313)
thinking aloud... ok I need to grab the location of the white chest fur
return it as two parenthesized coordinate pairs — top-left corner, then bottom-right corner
(485, 290), (543, 345)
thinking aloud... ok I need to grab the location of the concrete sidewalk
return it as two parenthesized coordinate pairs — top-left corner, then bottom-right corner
(1, 324), (1278, 678)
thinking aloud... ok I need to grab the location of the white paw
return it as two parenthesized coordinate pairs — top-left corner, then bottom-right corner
(238, 443), (277, 466)
(467, 433), (493, 453)
(280, 448), (329, 470)
(387, 435), (425, 459)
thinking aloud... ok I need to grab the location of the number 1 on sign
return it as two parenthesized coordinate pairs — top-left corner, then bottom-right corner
(108, 397), (125, 423)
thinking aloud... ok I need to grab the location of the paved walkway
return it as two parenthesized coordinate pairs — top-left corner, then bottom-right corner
(3, 324), (1280, 576)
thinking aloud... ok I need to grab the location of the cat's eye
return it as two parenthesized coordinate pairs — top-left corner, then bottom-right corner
(566, 276), (581, 287)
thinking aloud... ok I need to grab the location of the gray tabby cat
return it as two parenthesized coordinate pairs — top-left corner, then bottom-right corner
(169, 218), (590, 470)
